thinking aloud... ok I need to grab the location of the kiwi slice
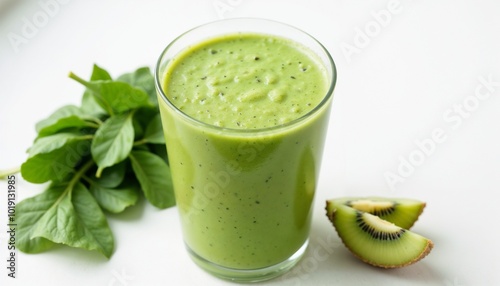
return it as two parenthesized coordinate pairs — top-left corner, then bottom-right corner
(330, 197), (426, 230)
(326, 201), (433, 268)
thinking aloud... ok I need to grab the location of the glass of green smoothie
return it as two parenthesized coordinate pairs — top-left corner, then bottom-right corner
(155, 18), (336, 282)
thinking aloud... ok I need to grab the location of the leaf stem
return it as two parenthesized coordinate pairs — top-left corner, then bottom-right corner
(0, 166), (21, 179)
(68, 160), (95, 190)
(79, 134), (94, 141)
(82, 116), (104, 126)
(81, 174), (94, 186)
(68, 72), (92, 88)
(133, 139), (147, 146)
(45, 159), (95, 214)
(85, 122), (100, 129)
(68, 72), (115, 116)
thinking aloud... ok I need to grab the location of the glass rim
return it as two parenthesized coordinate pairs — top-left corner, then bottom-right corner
(154, 17), (337, 135)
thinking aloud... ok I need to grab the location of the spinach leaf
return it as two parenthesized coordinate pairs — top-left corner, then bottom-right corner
(148, 143), (169, 165)
(131, 106), (158, 140)
(143, 113), (166, 144)
(28, 133), (91, 157)
(69, 182), (115, 258)
(29, 181), (114, 258)
(88, 161), (126, 188)
(90, 183), (139, 214)
(91, 113), (134, 177)
(69, 72), (152, 115)
(21, 139), (91, 183)
(90, 64), (112, 81)
(117, 67), (157, 104)
(16, 186), (60, 253)
(81, 64), (112, 116)
(129, 150), (175, 209)
(35, 105), (92, 136)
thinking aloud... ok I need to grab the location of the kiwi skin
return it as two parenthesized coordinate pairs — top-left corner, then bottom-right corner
(331, 197), (426, 230)
(326, 201), (434, 268)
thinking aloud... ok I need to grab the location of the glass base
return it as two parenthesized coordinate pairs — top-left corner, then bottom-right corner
(186, 239), (309, 283)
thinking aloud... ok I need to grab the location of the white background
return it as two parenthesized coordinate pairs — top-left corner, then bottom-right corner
(1, 0), (500, 285)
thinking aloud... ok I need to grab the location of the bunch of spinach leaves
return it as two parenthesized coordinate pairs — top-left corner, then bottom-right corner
(15, 64), (175, 258)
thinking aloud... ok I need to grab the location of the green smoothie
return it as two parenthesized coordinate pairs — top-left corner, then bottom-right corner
(158, 33), (332, 270)
(164, 33), (327, 129)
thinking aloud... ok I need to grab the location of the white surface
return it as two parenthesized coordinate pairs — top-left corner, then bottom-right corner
(1, 0), (500, 285)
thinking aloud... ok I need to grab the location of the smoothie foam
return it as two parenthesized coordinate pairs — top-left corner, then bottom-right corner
(163, 33), (328, 129)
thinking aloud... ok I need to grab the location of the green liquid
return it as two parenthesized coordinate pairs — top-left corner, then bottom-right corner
(159, 33), (332, 269)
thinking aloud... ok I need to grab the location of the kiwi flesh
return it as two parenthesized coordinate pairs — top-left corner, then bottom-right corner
(330, 197), (426, 230)
(325, 201), (433, 268)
